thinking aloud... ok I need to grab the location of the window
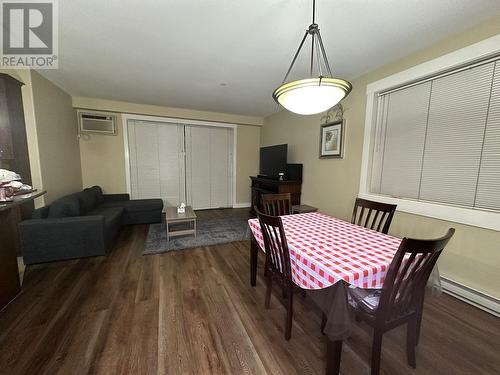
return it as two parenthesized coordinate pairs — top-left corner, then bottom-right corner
(370, 59), (500, 211)
(359, 35), (500, 230)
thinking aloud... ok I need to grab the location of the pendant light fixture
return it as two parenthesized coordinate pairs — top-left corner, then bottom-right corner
(272, 0), (352, 115)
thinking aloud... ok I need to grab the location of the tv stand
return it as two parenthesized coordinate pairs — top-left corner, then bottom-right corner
(250, 176), (302, 215)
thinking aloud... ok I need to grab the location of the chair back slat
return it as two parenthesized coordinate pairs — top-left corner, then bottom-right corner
(372, 210), (381, 231)
(351, 198), (397, 234)
(377, 228), (455, 323)
(363, 208), (373, 228)
(262, 193), (292, 216)
(257, 210), (292, 283)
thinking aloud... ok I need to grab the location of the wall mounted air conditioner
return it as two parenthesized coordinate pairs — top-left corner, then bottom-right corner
(78, 110), (117, 135)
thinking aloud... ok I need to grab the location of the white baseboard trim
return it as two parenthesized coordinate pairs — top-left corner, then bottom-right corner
(233, 202), (251, 208)
(440, 277), (500, 317)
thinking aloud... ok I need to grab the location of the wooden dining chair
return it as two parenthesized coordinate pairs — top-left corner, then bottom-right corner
(257, 209), (296, 340)
(347, 228), (455, 375)
(261, 193), (292, 216)
(351, 197), (397, 234)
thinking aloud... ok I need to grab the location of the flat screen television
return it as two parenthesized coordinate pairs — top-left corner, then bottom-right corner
(259, 144), (288, 179)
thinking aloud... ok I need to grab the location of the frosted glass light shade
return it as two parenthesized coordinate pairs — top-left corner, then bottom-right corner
(273, 77), (352, 115)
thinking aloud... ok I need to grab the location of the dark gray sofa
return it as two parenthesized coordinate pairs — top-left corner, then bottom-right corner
(19, 186), (163, 265)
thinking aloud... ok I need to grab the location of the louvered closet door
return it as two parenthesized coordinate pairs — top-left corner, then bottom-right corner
(186, 126), (212, 209)
(128, 121), (161, 200)
(128, 120), (185, 209)
(158, 123), (186, 207)
(210, 127), (233, 208)
(186, 125), (233, 209)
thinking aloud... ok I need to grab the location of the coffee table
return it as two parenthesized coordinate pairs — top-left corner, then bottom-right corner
(165, 206), (197, 241)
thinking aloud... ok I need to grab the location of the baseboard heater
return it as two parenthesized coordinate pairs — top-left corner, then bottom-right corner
(440, 277), (500, 317)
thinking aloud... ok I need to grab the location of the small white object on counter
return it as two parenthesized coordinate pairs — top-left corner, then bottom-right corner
(0, 169), (21, 183)
(177, 202), (186, 214)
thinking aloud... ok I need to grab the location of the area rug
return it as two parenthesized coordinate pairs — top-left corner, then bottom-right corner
(143, 208), (252, 255)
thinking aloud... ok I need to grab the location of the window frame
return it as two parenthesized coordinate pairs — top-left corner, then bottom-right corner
(359, 34), (500, 231)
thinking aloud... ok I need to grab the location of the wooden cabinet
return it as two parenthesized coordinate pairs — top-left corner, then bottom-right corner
(0, 78), (15, 160)
(250, 176), (302, 215)
(0, 74), (31, 185)
(0, 191), (46, 311)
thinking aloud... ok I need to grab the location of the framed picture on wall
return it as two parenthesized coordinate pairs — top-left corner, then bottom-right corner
(319, 120), (344, 158)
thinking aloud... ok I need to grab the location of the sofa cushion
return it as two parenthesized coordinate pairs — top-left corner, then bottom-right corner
(85, 207), (124, 233)
(100, 199), (163, 213)
(78, 189), (98, 214)
(48, 194), (80, 218)
(89, 185), (104, 204)
(32, 206), (50, 219)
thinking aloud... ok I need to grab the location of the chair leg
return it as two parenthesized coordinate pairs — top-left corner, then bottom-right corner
(326, 339), (343, 375)
(415, 298), (425, 345)
(264, 274), (272, 309)
(284, 285), (293, 340)
(370, 330), (383, 375)
(406, 317), (417, 368)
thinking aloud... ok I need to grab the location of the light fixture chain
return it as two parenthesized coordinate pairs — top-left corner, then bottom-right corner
(281, 29), (309, 84)
(316, 30), (334, 77)
(310, 33), (315, 77)
(312, 0), (316, 24)
(315, 34), (323, 77)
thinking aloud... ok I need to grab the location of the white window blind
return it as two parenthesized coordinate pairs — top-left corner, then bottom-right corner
(475, 63), (500, 210)
(371, 59), (500, 212)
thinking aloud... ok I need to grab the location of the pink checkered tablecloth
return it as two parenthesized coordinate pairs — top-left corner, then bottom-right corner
(248, 212), (402, 290)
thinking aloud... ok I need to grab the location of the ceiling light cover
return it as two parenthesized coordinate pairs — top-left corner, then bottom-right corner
(273, 77), (352, 115)
(273, 0), (352, 116)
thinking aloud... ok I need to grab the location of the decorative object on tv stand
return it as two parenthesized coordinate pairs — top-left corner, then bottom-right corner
(272, 0), (352, 115)
(319, 120), (344, 158)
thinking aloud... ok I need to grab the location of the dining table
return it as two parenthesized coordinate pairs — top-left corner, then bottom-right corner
(248, 211), (405, 374)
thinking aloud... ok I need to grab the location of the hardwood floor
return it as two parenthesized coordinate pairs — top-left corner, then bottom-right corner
(0, 215), (499, 374)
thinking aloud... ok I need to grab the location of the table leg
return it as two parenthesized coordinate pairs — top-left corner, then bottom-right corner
(166, 220), (169, 242)
(250, 234), (258, 287)
(325, 339), (342, 375)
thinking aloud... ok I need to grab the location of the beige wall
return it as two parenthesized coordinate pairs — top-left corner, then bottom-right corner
(79, 115), (127, 193)
(30, 71), (82, 203)
(76, 98), (261, 204)
(262, 17), (500, 298)
(236, 125), (260, 204)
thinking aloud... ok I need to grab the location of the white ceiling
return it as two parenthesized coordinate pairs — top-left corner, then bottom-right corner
(40, 0), (500, 117)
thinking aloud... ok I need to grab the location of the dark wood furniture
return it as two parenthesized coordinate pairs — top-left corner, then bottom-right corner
(331, 228), (455, 375)
(0, 190), (45, 310)
(261, 193), (292, 216)
(351, 197), (397, 234)
(250, 176), (301, 215)
(292, 204), (318, 214)
(0, 74), (33, 220)
(257, 210), (296, 340)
